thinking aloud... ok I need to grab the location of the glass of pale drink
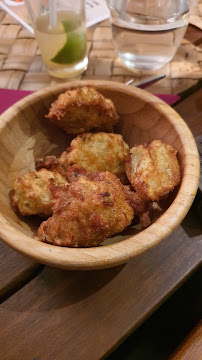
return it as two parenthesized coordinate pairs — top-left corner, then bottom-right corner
(106, 0), (197, 71)
(24, 0), (88, 78)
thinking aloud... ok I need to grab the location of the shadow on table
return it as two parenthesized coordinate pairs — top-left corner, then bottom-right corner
(181, 190), (202, 237)
(106, 266), (202, 360)
(38, 263), (125, 309)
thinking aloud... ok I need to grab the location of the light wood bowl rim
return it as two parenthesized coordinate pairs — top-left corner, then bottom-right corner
(0, 80), (200, 270)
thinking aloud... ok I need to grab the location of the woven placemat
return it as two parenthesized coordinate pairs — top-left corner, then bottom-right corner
(0, 4), (201, 94)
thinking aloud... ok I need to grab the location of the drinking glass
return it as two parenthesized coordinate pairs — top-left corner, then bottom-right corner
(106, 0), (197, 71)
(24, 0), (88, 78)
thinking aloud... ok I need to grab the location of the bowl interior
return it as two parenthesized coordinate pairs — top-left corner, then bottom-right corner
(0, 80), (198, 269)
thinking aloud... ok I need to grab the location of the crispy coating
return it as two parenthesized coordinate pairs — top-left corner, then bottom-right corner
(126, 140), (181, 201)
(35, 151), (69, 179)
(12, 169), (68, 216)
(46, 86), (119, 134)
(65, 164), (89, 183)
(36, 133), (130, 184)
(50, 166), (151, 227)
(67, 132), (129, 183)
(38, 172), (134, 247)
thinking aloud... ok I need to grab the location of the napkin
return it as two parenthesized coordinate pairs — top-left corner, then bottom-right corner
(0, 89), (33, 115)
(0, 88), (180, 115)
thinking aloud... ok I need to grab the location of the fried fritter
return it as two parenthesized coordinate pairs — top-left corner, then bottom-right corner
(38, 172), (134, 247)
(65, 164), (89, 183)
(67, 132), (129, 183)
(46, 86), (119, 134)
(12, 169), (68, 216)
(36, 132), (130, 184)
(126, 140), (181, 201)
(50, 166), (151, 227)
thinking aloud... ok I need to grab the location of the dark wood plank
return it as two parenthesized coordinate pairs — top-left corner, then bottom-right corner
(169, 322), (202, 360)
(0, 240), (42, 300)
(174, 88), (202, 137)
(108, 267), (201, 360)
(0, 210), (201, 360)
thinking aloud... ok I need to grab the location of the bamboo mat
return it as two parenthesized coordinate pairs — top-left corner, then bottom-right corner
(0, 4), (201, 94)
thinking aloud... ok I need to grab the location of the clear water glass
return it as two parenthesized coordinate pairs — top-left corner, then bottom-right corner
(106, 0), (197, 71)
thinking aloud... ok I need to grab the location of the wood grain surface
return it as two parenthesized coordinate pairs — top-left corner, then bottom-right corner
(0, 7), (201, 360)
(0, 89), (201, 358)
(174, 88), (202, 137)
(170, 322), (202, 360)
(0, 241), (41, 300)
(0, 73), (200, 360)
(0, 81), (200, 270)
(0, 215), (201, 360)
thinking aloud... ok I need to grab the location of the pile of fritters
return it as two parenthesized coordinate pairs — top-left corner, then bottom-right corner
(12, 85), (181, 248)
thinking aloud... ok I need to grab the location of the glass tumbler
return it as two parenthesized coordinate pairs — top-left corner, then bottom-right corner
(106, 0), (197, 71)
(24, 0), (88, 78)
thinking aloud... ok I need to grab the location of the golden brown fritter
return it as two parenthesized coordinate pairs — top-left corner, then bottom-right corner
(66, 132), (129, 183)
(46, 86), (119, 134)
(12, 169), (68, 216)
(36, 133), (130, 184)
(38, 172), (134, 247)
(126, 140), (181, 201)
(49, 166), (151, 227)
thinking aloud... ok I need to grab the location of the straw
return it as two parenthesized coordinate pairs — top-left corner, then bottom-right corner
(49, 0), (57, 29)
(24, 0), (35, 27)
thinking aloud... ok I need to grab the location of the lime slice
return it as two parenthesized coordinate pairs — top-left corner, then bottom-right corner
(51, 20), (86, 65)
(61, 20), (78, 33)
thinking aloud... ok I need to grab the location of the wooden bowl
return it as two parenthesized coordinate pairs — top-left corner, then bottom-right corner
(0, 80), (199, 270)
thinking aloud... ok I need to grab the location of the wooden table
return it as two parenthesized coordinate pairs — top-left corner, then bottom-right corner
(0, 5), (201, 360)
